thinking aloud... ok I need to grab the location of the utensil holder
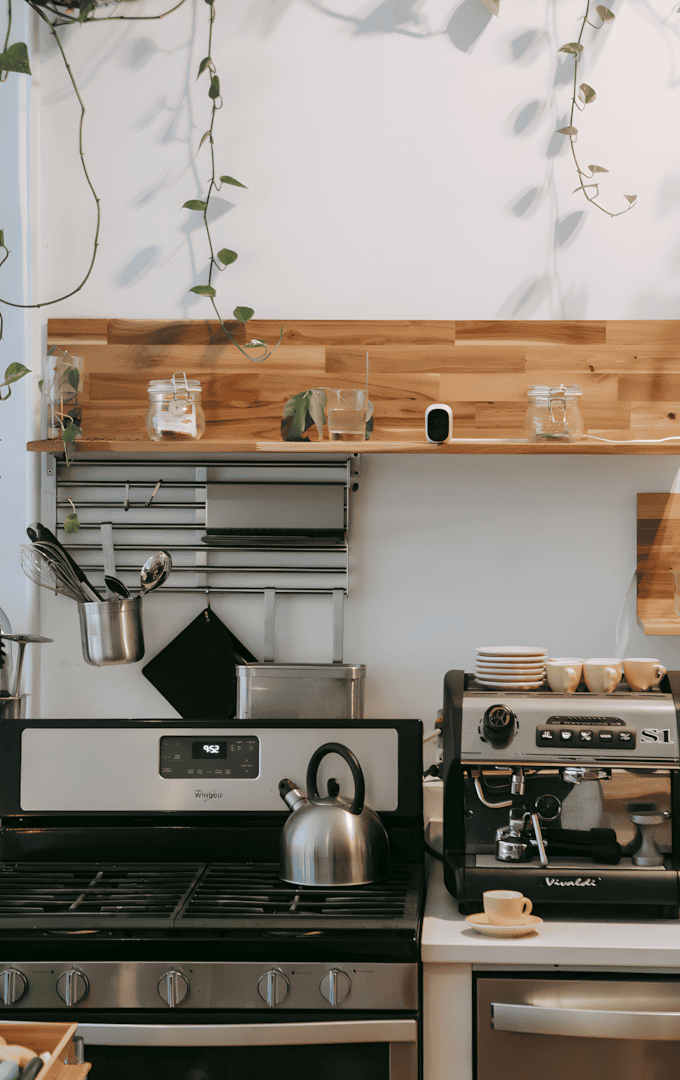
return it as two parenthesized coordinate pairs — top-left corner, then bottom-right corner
(78, 596), (144, 666)
(0, 694), (27, 720)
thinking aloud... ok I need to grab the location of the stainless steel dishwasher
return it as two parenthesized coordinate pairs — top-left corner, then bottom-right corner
(476, 975), (680, 1079)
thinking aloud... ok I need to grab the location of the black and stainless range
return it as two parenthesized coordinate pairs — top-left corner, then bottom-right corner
(441, 669), (680, 915)
(0, 718), (423, 1080)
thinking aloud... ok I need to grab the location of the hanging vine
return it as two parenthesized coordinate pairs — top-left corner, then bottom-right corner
(0, 0), (279, 407)
(185, 0), (282, 361)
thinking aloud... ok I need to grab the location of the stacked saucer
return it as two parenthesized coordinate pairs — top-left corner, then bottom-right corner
(474, 646), (547, 690)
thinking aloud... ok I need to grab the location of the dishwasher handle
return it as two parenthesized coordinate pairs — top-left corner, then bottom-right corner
(491, 1001), (680, 1041)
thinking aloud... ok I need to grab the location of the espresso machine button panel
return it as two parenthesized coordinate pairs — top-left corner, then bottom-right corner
(536, 717), (636, 749)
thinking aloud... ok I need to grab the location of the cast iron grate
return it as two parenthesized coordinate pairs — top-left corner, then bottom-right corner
(176, 863), (422, 931)
(0, 863), (205, 929)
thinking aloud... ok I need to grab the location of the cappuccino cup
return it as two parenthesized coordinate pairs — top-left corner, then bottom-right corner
(583, 658), (623, 694)
(483, 890), (532, 925)
(546, 658), (584, 694)
(623, 658), (666, 692)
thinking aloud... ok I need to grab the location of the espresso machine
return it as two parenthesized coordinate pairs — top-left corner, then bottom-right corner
(441, 669), (680, 915)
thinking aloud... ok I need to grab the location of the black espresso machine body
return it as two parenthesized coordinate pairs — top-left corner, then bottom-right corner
(442, 669), (680, 916)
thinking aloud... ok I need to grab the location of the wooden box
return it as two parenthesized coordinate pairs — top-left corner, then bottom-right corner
(0, 1022), (91, 1080)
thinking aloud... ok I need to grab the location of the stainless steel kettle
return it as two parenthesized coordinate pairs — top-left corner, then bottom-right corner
(278, 741), (389, 887)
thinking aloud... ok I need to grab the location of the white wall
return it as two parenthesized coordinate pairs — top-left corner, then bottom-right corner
(2, 0), (680, 722)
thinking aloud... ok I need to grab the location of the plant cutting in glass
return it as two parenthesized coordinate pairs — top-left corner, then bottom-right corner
(0, 0), (280, 413)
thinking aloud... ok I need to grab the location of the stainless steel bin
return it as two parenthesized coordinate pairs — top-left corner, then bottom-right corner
(236, 663), (366, 719)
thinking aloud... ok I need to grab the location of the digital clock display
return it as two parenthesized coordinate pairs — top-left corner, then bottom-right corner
(192, 741), (228, 759)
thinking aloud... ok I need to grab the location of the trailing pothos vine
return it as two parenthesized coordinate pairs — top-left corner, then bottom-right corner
(556, 2), (637, 217)
(184, 0), (281, 361)
(0, 0), (279, 413)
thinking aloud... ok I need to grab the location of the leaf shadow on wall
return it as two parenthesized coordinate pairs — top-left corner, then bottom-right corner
(118, 247), (163, 288)
(305, 0), (431, 36)
(443, 0), (493, 52)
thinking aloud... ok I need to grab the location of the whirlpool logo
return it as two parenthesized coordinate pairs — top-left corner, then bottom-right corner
(194, 789), (223, 801)
(542, 877), (600, 888)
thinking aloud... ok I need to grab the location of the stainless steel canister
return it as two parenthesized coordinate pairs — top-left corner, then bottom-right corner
(78, 595), (144, 666)
(236, 663), (366, 720)
(0, 694), (27, 720)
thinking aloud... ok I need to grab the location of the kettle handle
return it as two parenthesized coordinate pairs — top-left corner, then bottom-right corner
(306, 742), (365, 816)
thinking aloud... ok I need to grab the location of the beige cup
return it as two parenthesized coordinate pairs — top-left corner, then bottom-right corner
(483, 890), (533, 925)
(583, 658), (623, 694)
(546, 658), (584, 694)
(623, 658), (666, 692)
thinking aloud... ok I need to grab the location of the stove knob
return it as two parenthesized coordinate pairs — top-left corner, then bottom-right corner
(56, 969), (89, 1006)
(320, 969), (351, 1006)
(0, 969), (27, 1005)
(257, 969), (290, 1007)
(157, 970), (190, 1008)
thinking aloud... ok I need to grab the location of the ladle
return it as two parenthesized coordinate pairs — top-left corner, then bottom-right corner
(140, 550), (172, 594)
(104, 575), (131, 599)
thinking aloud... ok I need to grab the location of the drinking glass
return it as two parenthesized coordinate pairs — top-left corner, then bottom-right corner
(325, 389), (373, 441)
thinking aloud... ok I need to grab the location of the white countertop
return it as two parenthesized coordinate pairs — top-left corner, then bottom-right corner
(423, 860), (680, 965)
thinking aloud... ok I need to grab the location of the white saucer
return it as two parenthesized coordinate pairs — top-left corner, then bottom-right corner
(474, 668), (545, 678)
(474, 678), (545, 690)
(476, 646), (547, 657)
(465, 913), (543, 937)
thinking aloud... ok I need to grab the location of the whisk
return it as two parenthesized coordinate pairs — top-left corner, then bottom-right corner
(20, 544), (90, 603)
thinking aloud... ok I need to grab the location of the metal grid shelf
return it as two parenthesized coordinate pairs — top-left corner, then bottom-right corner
(42, 455), (360, 661)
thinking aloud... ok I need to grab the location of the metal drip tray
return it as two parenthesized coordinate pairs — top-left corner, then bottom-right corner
(475, 856), (664, 871)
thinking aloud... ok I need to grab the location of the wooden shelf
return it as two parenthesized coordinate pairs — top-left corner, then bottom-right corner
(638, 494), (680, 635)
(32, 317), (680, 456)
(27, 434), (680, 455)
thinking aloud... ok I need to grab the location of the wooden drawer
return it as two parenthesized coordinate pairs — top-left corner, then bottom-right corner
(0, 1022), (91, 1080)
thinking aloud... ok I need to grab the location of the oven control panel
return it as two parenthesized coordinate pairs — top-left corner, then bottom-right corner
(159, 736), (260, 779)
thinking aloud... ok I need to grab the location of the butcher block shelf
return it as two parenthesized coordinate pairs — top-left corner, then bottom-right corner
(26, 318), (680, 455)
(638, 493), (680, 635)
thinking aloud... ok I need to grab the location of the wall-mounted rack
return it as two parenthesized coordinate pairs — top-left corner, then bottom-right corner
(42, 454), (360, 662)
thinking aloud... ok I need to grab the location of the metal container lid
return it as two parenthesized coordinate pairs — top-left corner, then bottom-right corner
(237, 663), (366, 680)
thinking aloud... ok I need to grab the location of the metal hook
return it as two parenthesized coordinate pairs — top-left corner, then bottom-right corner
(145, 480), (162, 508)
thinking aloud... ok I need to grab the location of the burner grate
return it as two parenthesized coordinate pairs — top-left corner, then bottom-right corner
(176, 863), (420, 930)
(0, 863), (205, 929)
(0, 862), (422, 933)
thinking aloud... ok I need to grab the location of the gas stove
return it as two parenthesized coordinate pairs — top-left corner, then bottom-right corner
(0, 719), (424, 1020)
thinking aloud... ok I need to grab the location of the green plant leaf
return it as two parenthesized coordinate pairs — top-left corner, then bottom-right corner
(61, 422), (80, 444)
(233, 306), (254, 324)
(197, 56), (214, 77)
(217, 248), (237, 266)
(578, 83), (596, 104)
(183, 200), (207, 211)
(198, 131), (213, 151)
(0, 42), (31, 75)
(308, 388), (326, 441)
(0, 230), (4, 248)
(66, 367), (80, 391)
(189, 285), (217, 297)
(209, 74), (220, 100)
(38, 379), (43, 391)
(64, 512), (80, 534)
(596, 4), (615, 20)
(557, 126), (578, 136)
(281, 390), (315, 442)
(3, 362), (30, 386)
(220, 176), (247, 188)
(558, 42), (583, 55)
(587, 164), (609, 173)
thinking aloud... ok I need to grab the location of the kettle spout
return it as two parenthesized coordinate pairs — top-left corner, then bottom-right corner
(279, 778), (308, 812)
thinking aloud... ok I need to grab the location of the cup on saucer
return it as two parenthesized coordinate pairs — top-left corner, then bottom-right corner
(483, 889), (532, 925)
